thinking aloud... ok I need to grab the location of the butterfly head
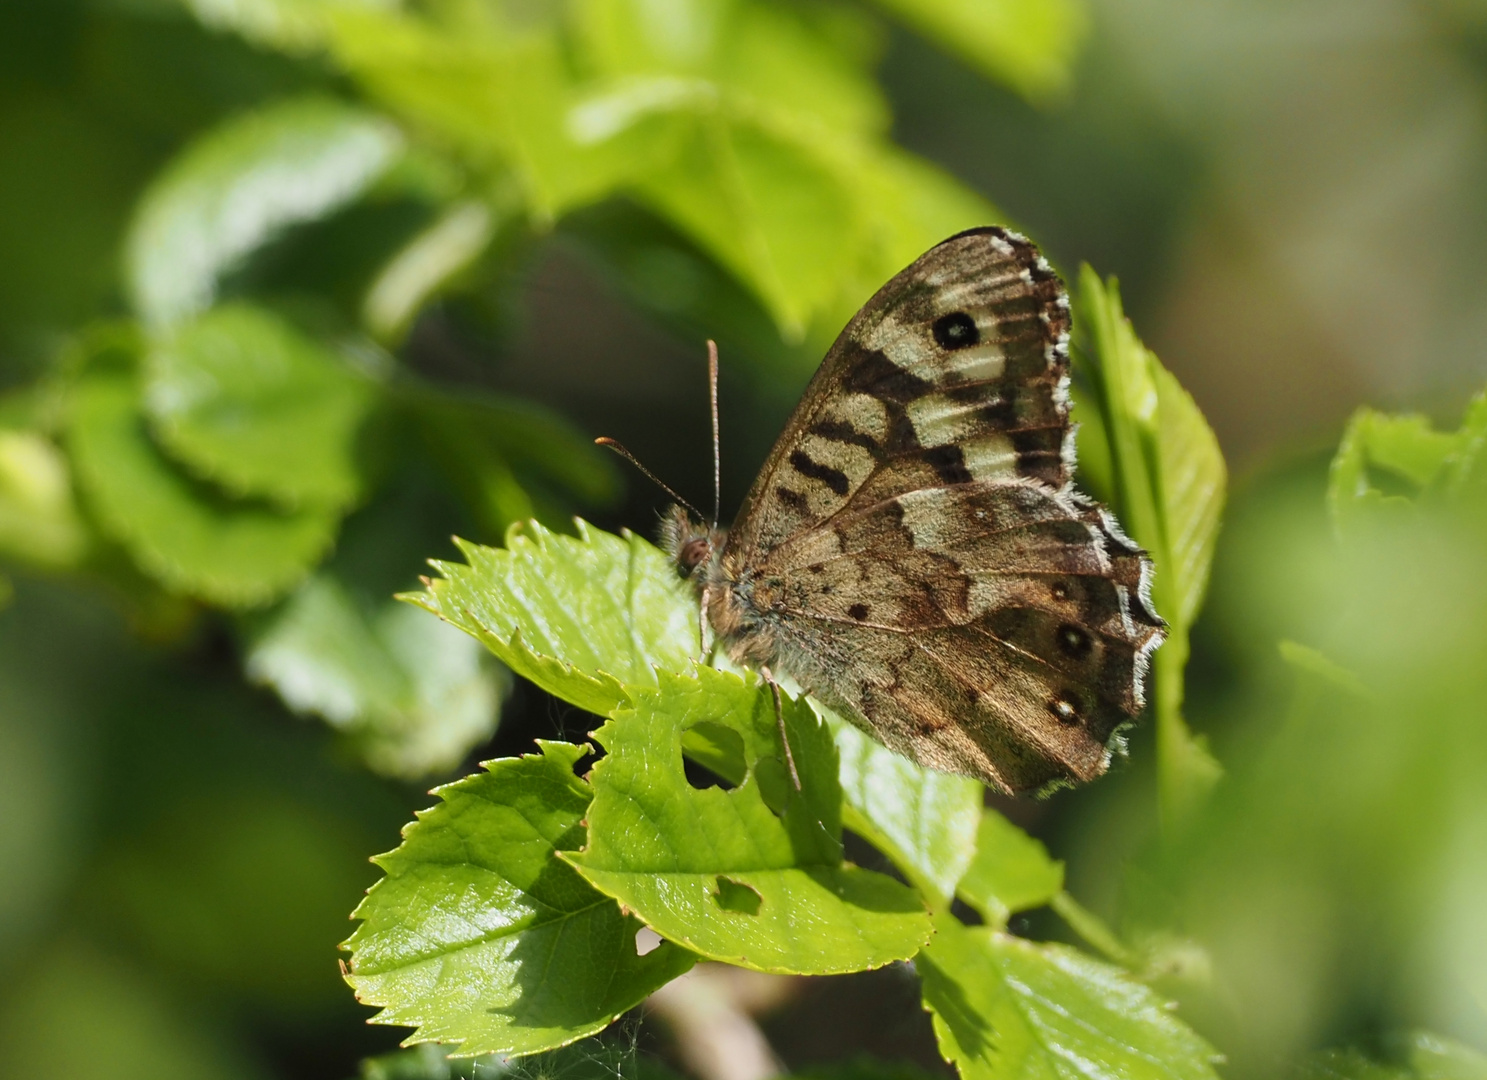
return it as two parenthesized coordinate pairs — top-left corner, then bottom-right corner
(660, 503), (724, 580)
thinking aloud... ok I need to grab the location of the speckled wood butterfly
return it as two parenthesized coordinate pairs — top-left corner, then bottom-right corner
(645, 227), (1164, 794)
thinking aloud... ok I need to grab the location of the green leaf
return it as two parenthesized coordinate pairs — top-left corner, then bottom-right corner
(1298, 1031), (1487, 1080)
(344, 741), (696, 1057)
(325, 9), (633, 220)
(409, 389), (621, 535)
(568, 667), (931, 974)
(406, 520), (698, 717)
(0, 430), (91, 570)
(180, 0), (399, 53)
(67, 371), (338, 607)
(127, 97), (404, 328)
(955, 811), (1063, 927)
(863, 0), (1089, 102)
(918, 916), (1222, 1080)
(365, 200), (496, 340)
(245, 573), (509, 779)
(1076, 268), (1226, 827)
(145, 303), (378, 511)
(823, 703), (981, 909)
(1328, 409), (1461, 530)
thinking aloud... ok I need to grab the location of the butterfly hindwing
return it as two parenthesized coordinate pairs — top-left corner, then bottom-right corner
(703, 227), (1164, 793)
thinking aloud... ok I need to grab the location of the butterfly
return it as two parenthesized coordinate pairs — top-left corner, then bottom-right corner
(652, 227), (1165, 795)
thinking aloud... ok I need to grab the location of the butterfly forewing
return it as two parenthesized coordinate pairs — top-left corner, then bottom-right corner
(706, 227), (1163, 793)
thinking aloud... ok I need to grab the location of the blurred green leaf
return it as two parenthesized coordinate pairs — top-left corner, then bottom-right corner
(68, 370), (338, 607)
(364, 200), (496, 340)
(344, 741), (696, 1056)
(956, 810), (1064, 927)
(127, 96), (404, 327)
(569, 667), (931, 974)
(95, 793), (378, 1016)
(1327, 403), (1487, 532)
(0, 938), (268, 1080)
(145, 303), (378, 511)
(406, 520), (697, 717)
(823, 703), (981, 909)
(1076, 268), (1226, 827)
(864, 0), (1089, 102)
(410, 390), (621, 536)
(1298, 1031), (1487, 1080)
(918, 915), (1221, 1080)
(0, 430), (91, 570)
(245, 573), (508, 778)
(325, 9), (631, 219)
(180, 0), (401, 53)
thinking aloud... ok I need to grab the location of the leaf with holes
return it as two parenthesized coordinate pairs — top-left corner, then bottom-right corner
(406, 520), (698, 718)
(566, 666), (931, 974)
(343, 741), (696, 1057)
(918, 915), (1221, 1080)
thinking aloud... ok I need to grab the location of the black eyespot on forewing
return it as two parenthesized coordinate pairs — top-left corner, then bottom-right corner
(932, 312), (980, 350)
(847, 603), (869, 621)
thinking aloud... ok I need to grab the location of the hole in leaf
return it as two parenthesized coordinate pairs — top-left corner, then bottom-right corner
(713, 875), (762, 915)
(950, 897), (984, 927)
(681, 721), (747, 789)
(634, 927), (663, 956)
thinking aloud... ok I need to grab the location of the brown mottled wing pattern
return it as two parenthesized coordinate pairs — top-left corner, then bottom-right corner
(715, 227), (1164, 793)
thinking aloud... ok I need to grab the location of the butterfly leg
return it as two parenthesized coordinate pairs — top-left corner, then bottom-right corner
(759, 665), (802, 791)
(697, 585), (711, 661)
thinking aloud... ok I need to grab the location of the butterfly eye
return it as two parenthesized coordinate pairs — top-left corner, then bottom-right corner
(932, 311), (980, 350)
(679, 538), (710, 572)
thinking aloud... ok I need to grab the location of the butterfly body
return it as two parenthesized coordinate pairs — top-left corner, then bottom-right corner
(665, 227), (1164, 795)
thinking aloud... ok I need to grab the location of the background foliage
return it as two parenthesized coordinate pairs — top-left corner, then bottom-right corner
(2, 1), (1486, 1079)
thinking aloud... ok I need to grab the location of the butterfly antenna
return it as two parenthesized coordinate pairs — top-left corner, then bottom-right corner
(594, 437), (706, 522)
(707, 339), (721, 530)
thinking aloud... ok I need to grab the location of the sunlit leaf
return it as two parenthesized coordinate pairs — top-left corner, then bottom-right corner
(1076, 268), (1226, 825)
(68, 371), (338, 607)
(0, 430), (91, 570)
(863, 0), (1089, 102)
(179, 0), (400, 53)
(824, 703), (981, 909)
(406, 520), (697, 717)
(245, 573), (509, 778)
(344, 741), (696, 1057)
(569, 667), (932, 975)
(325, 9), (633, 218)
(145, 303), (378, 511)
(127, 97), (404, 327)
(918, 915), (1221, 1080)
(956, 811), (1063, 927)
